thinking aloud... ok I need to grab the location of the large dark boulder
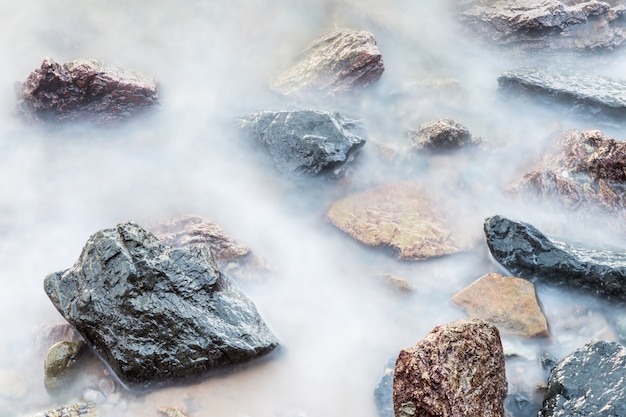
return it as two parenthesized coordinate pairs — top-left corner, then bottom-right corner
(44, 222), (278, 388)
(17, 58), (159, 125)
(498, 68), (626, 121)
(458, 0), (626, 51)
(539, 340), (626, 416)
(239, 109), (365, 177)
(484, 215), (626, 303)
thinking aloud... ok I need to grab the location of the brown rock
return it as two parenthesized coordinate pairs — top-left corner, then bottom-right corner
(17, 57), (159, 124)
(271, 28), (384, 97)
(451, 272), (549, 338)
(409, 118), (480, 151)
(393, 318), (507, 417)
(326, 181), (477, 260)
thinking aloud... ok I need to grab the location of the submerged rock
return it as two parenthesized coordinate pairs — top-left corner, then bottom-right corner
(393, 318), (507, 417)
(539, 340), (626, 416)
(408, 118), (480, 151)
(458, 0), (626, 51)
(271, 28), (384, 97)
(44, 221), (278, 387)
(484, 215), (626, 303)
(326, 181), (477, 260)
(17, 58), (159, 125)
(240, 109), (365, 177)
(374, 359), (395, 417)
(30, 402), (97, 417)
(44, 340), (86, 393)
(452, 272), (549, 338)
(498, 69), (626, 121)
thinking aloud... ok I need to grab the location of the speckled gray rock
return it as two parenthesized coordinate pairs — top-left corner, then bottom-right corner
(271, 28), (384, 97)
(17, 58), (159, 124)
(539, 340), (626, 416)
(30, 402), (97, 417)
(484, 215), (626, 303)
(408, 118), (480, 151)
(44, 221), (278, 387)
(498, 68), (626, 121)
(240, 109), (365, 177)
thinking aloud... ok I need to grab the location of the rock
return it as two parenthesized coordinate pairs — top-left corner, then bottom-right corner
(240, 109), (365, 177)
(0, 370), (27, 400)
(44, 221), (279, 387)
(30, 402), (97, 417)
(326, 181), (476, 260)
(17, 57), (159, 125)
(393, 318), (507, 417)
(382, 273), (415, 294)
(509, 129), (626, 228)
(408, 118), (480, 151)
(36, 322), (82, 352)
(451, 272), (549, 338)
(458, 0), (626, 51)
(158, 407), (189, 417)
(538, 340), (626, 416)
(151, 215), (272, 280)
(484, 215), (626, 303)
(374, 359), (395, 417)
(44, 340), (86, 393)
(498, 69), (626, 121)
(271, 28), (384, 97)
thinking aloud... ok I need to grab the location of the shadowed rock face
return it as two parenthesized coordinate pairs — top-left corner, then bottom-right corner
(393, 318), (507, 417)
(484, 215), (626, 303)
(17, 58), (159, 124)
(539, 340), (626, 416)
(44, 222), (278, 388)
(240, 109), (366, 177)
(271, 28), (384, 97)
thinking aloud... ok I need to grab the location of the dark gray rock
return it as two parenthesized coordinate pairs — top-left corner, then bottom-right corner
(374, 359), (395, 417)
(498, 68), (626, 121)
(17, 58), (159, 125)
(484, 215), (626, 303)
(239, 110), (365, 177)
(458, 0), (626, 51)
(408, 118), (480, 151)
(539, 340), (626, 416)
(44, 221), (278, 388)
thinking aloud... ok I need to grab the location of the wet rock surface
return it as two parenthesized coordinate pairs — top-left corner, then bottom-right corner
(539, 340), (626, 416)
(498, 68), (626, 121)
(44, 340), (86, 393)
(44, 221), (278, 387)
(452, 272), (549, 338)
(17, 58), (159, 125)
(270, 28), (384, 97)
(30, 402), (97, 417)
(408, 118), (480, 151)
(393, 318), (507, 417)
(484, 215), (626, 303)
(458, 0), (626, 51)
(510, 129), (626, 228)
(326, 181), (476, 260)
(240, 109), (365, 177)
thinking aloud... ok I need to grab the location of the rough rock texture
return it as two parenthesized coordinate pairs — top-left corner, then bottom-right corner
(452, 272), (549, 338)
(458, 0), (626, 51)
(510, 129), (626, 229)
(498, 69), (626, 121)
(240, 110), (365, 177)
(17, 58), (159, 124)
(393, 318), (507, 417)
(326, 181), (476, 260)
(484, 215), (626, 303)
(44, 221), (278, 387)
(408, 118), (480, 151)
(151, 215), (272, 280)
(539, 340), (626, 416)
(30, 402), (97, 417)
(44, 340), (86, 393)
(271, 28), (384, 97)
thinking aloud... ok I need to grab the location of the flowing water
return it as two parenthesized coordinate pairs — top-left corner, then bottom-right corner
(2, 1), (626, 416)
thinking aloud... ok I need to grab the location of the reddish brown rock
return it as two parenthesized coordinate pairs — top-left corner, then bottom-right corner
(451, 272), (549, 338)
(326, 181), (477, 260)
(271, 28), (384, 97)
(393, 318), (507, 417)
(17, 57), (159, 125)
(510, 129), (626, 229)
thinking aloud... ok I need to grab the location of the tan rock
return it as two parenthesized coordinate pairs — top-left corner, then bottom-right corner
(452, 272), (549, 338)
(393, 318), (507, 417)
(326, 181), (476, 260)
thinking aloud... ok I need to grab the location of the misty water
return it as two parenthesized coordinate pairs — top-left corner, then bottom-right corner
(3, 1), (626, 416)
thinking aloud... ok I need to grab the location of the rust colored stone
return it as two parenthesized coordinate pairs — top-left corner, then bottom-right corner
(393, 318), (507, 417)
(451, 272), (549, 338)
